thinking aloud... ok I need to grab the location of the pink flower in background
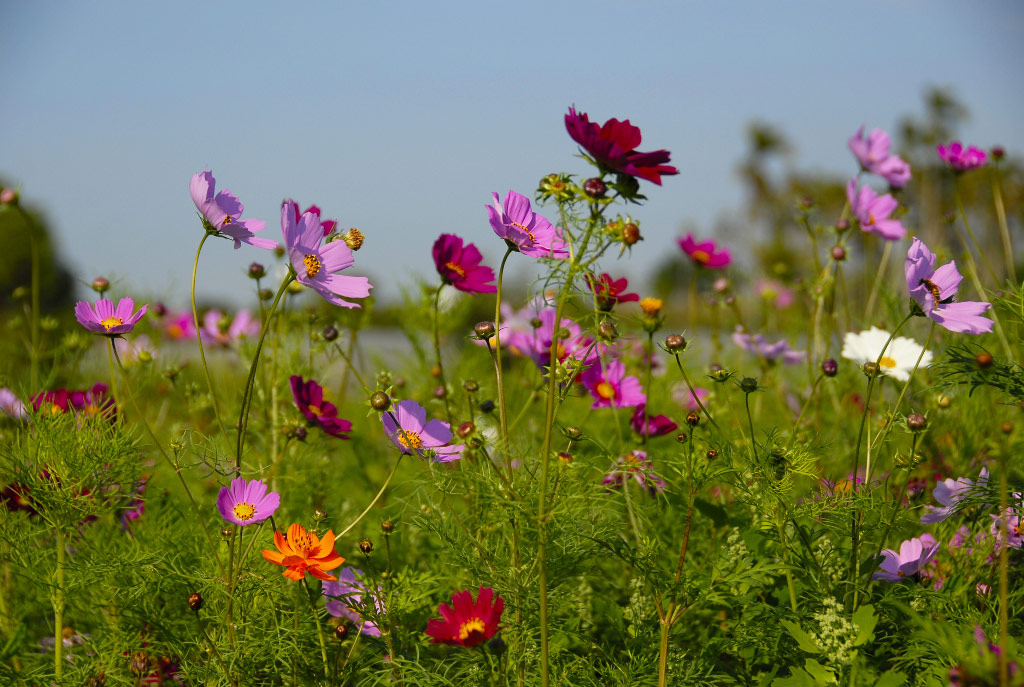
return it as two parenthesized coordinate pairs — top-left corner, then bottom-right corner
(630, 405), (678, 438)
(282, 201), (372, 308)
(581, 359), (646, 409)
(432, 233), (496, 293)
(875, 154), (912, 187)
(755, 279), (795, 309)
(905, 237), (993, 334)
(487, 190), (569, 259)
(564, 106), (678, 185)
(602, 450), (666, 495)
(75, 297), (148, 336)
(382, 399), (463, 462)
(508, 307), (596, 371)
(847, 126), (912, 188)
(672, 384), (710, 412)
(989, 495), (1023, 550)
(936, 141), (988, 171)
(873, 534), (940, 582)
(0, 388), (27, 420)
(202, 309), (260, 346)
(846, 179), (906, 241)
(732, 328), (805, 364)
(921, 468), (989, 524)
(678, 234), (731, 268)
(283, 199), (337, 236)
(190, 171), (277, 250)
(163, 310), (197, 340)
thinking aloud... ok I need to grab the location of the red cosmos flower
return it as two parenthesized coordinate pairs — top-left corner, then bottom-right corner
(565, 107), (678, 185)
(289, 376), (352, 439)
(432, 233), (497, 294)
(425, 586), (504, 647)
(586, 273), (640, 311)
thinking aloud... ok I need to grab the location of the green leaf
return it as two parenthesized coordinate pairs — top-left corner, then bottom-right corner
(803, 659), (835, 685)
(781, 619), (821, 653)
(874, 670), (907, 687)
(852, 603), (877, 646)
(772, 668), (816, 687)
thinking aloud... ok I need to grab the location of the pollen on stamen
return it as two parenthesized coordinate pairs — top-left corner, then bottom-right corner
(100, 317), (124, 330)
(304, 254), (322, 279)
(444, 261), (467, 279)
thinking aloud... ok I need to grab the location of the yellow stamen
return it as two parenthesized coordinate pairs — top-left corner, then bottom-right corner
(308, 405), (323, 417)
(510, 220), (537, 243)
(596, 382), (616, 400)
(344, 228), (364, 251)
(639, 297), (663, 315)
(457, 617), (486, 641)
(233, 502), (256, 521)
(879, 356), (897, 369)
(100, 316), (123, 330)
(398, 430), (422, 450)
(304, 254), (322, 279)
(444, 261), (466, 279)
(691, 250), (710, 264)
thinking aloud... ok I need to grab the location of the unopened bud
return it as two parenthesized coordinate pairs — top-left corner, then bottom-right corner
(153, 302), (167, 317)
(474, 321), (496, 339)
(188, 592), (203, 612)
(343, 228), (364, 251)
(248, 262), (265, 279)
(835, 219), (849, 232)
(686, 411), (700, 427)
(936, 393), (951, 409)
(991, 146), (1005, 161)
(220, 528), (233, 539)
(0, 188), (18, 205)
(583, 177), (607, 198)
(821, 358), (838, 377)
(831, 246), (846, 261)
(359, 539), (373, 554)
(91, 277), (110, 294)
(259, 288), (273, 301)
(622, 223), (641, 246)
(529, 317), (543, 329)
(863, 362), (879, 378)
(907, 413), (927, 432)
(740, 377), (759, 393)
(294, 426), (307, 441)
(430, 365), (442, 378)
(976, 352), (994, 368)
(557, 451), (572, 464)
(381, 520), (395, 533)
(676, 432), (688, 443)
(598, 321), (618, 341)
(1000, 422), (1012, 434)
(335, 624), (349, 640)
(370, 391), (390, 411)
(479, 399), (495, 413)
(463, 379), (479, 393)
(314, 507), (327, 520)
(322, 325), (338, 341)
(457, 421), (474, 438)
(665, 334), (686, 351)
(433, 385), (446, 399)
(706, 449), (719, 460)
(564, 425), (583, 441)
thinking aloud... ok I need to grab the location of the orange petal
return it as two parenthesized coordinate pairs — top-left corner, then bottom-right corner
(309, 566), (338, 582)
(273, 529), (291, 556)
(283, 566), (305, 581)
(316, 553), (345, 571)
(262, 549), (287, 566)
(286, 523), (306, 551)
(311, 530), (336, 559)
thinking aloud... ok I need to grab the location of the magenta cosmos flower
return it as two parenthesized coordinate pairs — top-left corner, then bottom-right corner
(190, 171), (277, 250)
(630, 405), (678, 438)
(426, 587), (504, 647)
(282, 201), (372, 309)
(564, 107), (678, 185)
(322, 567), (384, 637)
(581, 359), (646, 409)
(846, 180), (906, 241)
(905, 238), (993, 334)
(673, 384), (710, 412)
(216, 477), (280, 527)
(290, 376), (352, 439)
(936, 141), (988, 171)
(847, 126), (911, 188)
(202, 309), (259, 346)
(382, 399), (463, 462)
(75, 297), (147, 336)
(678, 234), (731, 269)
(487, 190), (569, 259)
(873, 534), (940, 582)
(586, 273), (639, 311)
(602, 450), (666, 495)
(432, 233), (496, 293)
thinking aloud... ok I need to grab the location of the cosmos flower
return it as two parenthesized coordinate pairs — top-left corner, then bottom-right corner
(873, 534), (940, 582)
(989, 494), (1023, 550)
(262, 522), (345, 581)
(201, 309), (259, 346)
(564, 106), (678, 185)
(936, 141), (988, 172)
(216, 477), (280, 527)
(732, 328), (805, 364)
(581, 359), (646, 409)
(282, 201), (372, 308)
(507, 307), (596, 371)
(841, 326), (934, 382)
(756, 279), (795, 309)
(381, 399), (463, 462)
(283, 199), (337, 237)
(874, 155), (912, 188)
(586, 273), (639, 311)
(847, 126), (911, 187)
(322, 567), (384, 637)
(921, 468), (989, 524)
(290, 376), (352, 439)
(0, 388), (27, 420)
(425, 587), (504, 647)
(630, 405), (678, 438)
(32, 383), (116, 420)
(432, 233), (496, 293)
(487, 190), (569, 259)
(672, 384), (710, 412)
(602, 450), (666, 495)
(678, 234), (731, 269)
(163, 310), (197, 340)
(75, 297), (147, 336)
(905, 238), (993, 334)
(190, 171), (277, 250)
(846, 179), (906, 241)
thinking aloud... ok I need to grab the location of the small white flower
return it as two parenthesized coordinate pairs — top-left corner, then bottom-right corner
(841, 326), (933, 382)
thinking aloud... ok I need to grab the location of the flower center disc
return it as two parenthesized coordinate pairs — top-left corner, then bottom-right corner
(304, 254), (322, 279)
(879, 356), (897, 369)
(233, 502), (256, 521)
(457, 617), (486, 641)
(398, 430), (423, 449)
(691, 250), (710, 264)
(596, 382), (616, 400)
(100, 317), (124, 330)
(444, 261), (466, 279)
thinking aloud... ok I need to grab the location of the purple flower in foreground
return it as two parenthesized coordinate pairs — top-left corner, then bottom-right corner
(487, 190), (569, 259)
(846, 179), (906, 241)
(732, 328), (805, 364)
(382, 400), (463, 462)
(216, 477), (280, 527)
(921, 468), (989, 524)
(190, 171), (277, 250)
(905, 237), (994, 334)
(322, 567), (384, 637)
(290, 376), (352, 439)
(936, 141), (988, 172)
(282, 201), (372, 309)
(581, 359), (646, 409)
(75, 298), (147, 336)
(602, 450), (666, 496)
(873, 534), (940, 582)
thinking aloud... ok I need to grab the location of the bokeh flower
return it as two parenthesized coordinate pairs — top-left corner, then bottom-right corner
(873, 534), (940, 582)
(630, 405), (678, 438)
(581, 359), (646, 409)
(921, 468), (988, 524)
(756, 279), (795, 309)
(841, 327), (933, 382)
(382, 399), (463, 462)
(905, 237), (993, 334)
(586, 273), (639, 311)
(432, 233), (496, 293)
(217, 477), (280, 527)
(262, 522), (345, 581)
(202, 309), (259, 346)
(936, 141), (987, 172)
(602, 450), (666, 495)
(846, 180), (906, 241)
(290, 376), (352, 439)
(190, 171), (277, 250)
(282, 201), (372, 308)
(322, 567), (384, 637)
(487, 190), (568, 259)
(672, 384), (710, 412)
(0, 388), (27, 421)
(75, 297), (147, 336)
(564, 106), (678, 185)
(283, 199), (337, 236)
(425, 586), (504, 647)
(847, 126), (911, 187)
(678, 234), (731, 268)
(732, 328), (805, 364)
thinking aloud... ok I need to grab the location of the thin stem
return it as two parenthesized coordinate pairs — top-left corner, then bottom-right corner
(954, 183), (999, 285)
(672, 354), (721, 432)
(191, 233), (232, 443)
(53, 529), (65, 681)
(194, 612), (236, 687)
(991, 166), (1017, 284)
(432, 284), (452, 423)
(301, 578), (331, 680)
(867, 321), (936, 455)
(335, 453), (403, 540)
(492, 247), (515, 459)
(863, 241), (893, 322)
(333, 339), (370, 394)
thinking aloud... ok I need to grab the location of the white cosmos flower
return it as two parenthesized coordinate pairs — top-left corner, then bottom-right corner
(841, 326), (933, 382)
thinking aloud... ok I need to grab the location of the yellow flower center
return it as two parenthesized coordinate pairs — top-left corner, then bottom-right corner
(100, 317), (124, 330)
(596, 382), (616, 400)
(233, 502), (256, 521)
(457, 617), (486, 641)
(879, 356), (897, 369)
(691, 250), (710, 264)
(398, 430), (422, 449)
(867, 213), (876, 226)
(304, 254), (322, 279)
(639, 297), (663, 315)
(308, 404), (323, 416)
(444, 261), (466, 278)
(510, 220), (537, 243)
(344, 228), (364, 251)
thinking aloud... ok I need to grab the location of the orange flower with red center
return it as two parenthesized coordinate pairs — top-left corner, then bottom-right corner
(262, 523), (345, 581)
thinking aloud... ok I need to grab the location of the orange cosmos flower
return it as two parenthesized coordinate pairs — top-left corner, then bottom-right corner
(262, 523), (345, 581)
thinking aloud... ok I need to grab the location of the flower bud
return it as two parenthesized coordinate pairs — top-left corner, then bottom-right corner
(862, 362), (879, 378)
(370, 391), (390, 411)
(991, 145), (1005, 161)
(529, 317), (543, 329)
(343, 228), (364, 251)
(294, 426), (307, 441)
(821, 358), (838, 377)
(907, 413), (927, 432)
(488, 636), (507, 654)
(583, 177), (608, 198)
(153, 302), (167, 317)
(564, 425), (584, 441)
(248, 262), (266, 279)
(675, 432), (688, 443)
(831, 246), (846, 261)
(622, 223), (641, 246)
(706, 449), (719, 460)
(220, 528), (233, 539)
(430, 365), (442, 378)
(598, 320), (618, 341)
(936, 393), (951, 409)
(739, 377), (759, 393)
(557, 451), (573, 465)
(456, 421), (474, 438)
(0, 188), (19, 205)
(91, 277), (110, 294)
(474, 321), (496, 339)
(1000, 422), (1012, 434)
(335, 624), (350, 640)
(381, 520), (395, 533)
(713, 277), (730, 294)
(463, 379), (479, 393)
(322, 325), (338, 341)
(314, 507), (327, 521)
(188, 592), (203, 612)
(686, 411), (700, 427)
(259, 288), (274, 301)
(359, 539), (373, 554)
(835, 219), (849, 232)
(665, 334), (686, 351)
(976, 352), (993, 368)
(433, 385), (446, 399)
(273, 245), (286, 258)
(479, 399), (495, 413)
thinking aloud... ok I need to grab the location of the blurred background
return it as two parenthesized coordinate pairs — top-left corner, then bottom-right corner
(1, 0), (1022, 315)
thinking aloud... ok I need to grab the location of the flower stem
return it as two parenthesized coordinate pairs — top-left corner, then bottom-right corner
(301, 578), (331, 680)
(991, 166), (1017, 284)
(52, 529), (65, 681)
(863, 240), (893, 322)
(191, 233), (232, 444)
(954, 183), (999, 285)
(335, 453), (403, 540)
(492, 247), (515, 460)
(432, 284), (452, 424)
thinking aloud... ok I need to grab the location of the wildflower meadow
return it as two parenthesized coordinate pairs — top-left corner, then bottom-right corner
(1, 100), (1023, 687)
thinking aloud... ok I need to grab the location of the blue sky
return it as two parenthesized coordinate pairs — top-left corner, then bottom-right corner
(2, 0), (1022, 306)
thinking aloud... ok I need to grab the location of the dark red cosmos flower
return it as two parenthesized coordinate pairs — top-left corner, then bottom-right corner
(630, 405), (678, 438)
(565, 107), (678, 185)
(32, 383), (116, 420)
(289, 376), (352, 439)
(0, 483), (36, 515)
(283, 199), (337, 237)
(432, 233), (497, 294)
(425, 586), (504, 647)
(585, 272), (640, 311)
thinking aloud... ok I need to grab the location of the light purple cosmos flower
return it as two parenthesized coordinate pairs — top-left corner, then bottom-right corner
(0, 388), (27, 421)
(937, 141), (988, 171)
(990, 494), (1023, 551)
(581, 359), (646, 409)
(847, 126), (912, 188)
(382, 399), (463, 462)
(75, 298), (147, 336)
(201, 309), (259, 347)
(216, 477), (280, 527)
(602, 450), (666, 495)
(507, 306), (596, 371)
(921, 467), (989, 524)
(190, 171), (277, 250)
(322, 567), (384, 637)
(846, 179), (907, 241)
(874, 155), (912, 188)
(756, 279), (795, 309)
(732, 328), (805, 364)
(905, 237), (994, 334)
(873, 534), (940, 582)
(282, 201), (372, 309)
(487, 190), (569, 259)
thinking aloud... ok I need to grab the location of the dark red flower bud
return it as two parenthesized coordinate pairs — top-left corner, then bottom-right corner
(557, 451), (573, 464)
(479, 399), (495, 413)
(822, 358), (838, 377)
(474, 321), (496, 339)
(294, 426), (307, 441)
(665, 334), (686, 351)
(335, 624), (349, 640)
(381, 520), (395, 533)
(433, 385), (446, 399)
(676, 432), (688, 442)
(457, 421), (474, 438)
(834, 219), (849, 232)
(991, 145), (1005, 161)
(622, 223), (641, 246)
(188, 592), (203, 612)
(686, 411), (700, 427)
(706, 449), (719, 460)
(248, 262), (266, 279)
(583, 177), (607, 198)
(322, 325), (338, 341)
(831, 246), (846, 261)
(976, 352), (993, 368)
(359, 539), (373, 554)
(907, 413), (927, 432)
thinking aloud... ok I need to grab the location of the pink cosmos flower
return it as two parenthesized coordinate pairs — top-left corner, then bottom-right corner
(989, 495), (1023, 550)
(586, 273), (640, 311)
(672, 384), (710, 412)
(283, 200), (337, 237)
(282, 201), (372, 308)
(847, 126), (912, 188)
(581, 359), (646, 409)
(921, 468), (989, 524)
(873, 534), (940, 582)
(290, 376), (352, 439)
(936, 141), (988, 171)
(846, 179), (906, 241)
(0, 388), (27, 421)
(75, 297), (147, 336)
(190, 171), (277, 250)
(382, 399), (463, 462)
(905, 238), (993, 334)
(732, 328), (805, 364)
(216, 477), (280, 527)
(322, 567), (384, 637)
(678, 234), (731, 269)
(506, 306), (596, 371)
(163, 310), (197, 340)
(602, 450), (666, 495)
(487, 191), (569, 259)
(202, 309), (259, 347)
(630, 405), (678, 438)
(755, 279), (795, 309)
(432, 233), (496, 293)
(875, 155), (912, 188)
(564, 107), (678, 185)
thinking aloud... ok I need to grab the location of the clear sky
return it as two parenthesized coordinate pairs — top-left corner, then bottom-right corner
(2, 0), (1022, 306)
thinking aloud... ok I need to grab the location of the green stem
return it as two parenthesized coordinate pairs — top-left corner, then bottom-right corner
(998, 444), (1010, 686)
(53, 529), (65, 681)
(492, 247), (515, 459)
(432, 284), (452, 424)
(954, 183), (999, 285)
(672, 354), (721, 432)
(301, 578), (330, 680)
(191, 232), (232, 443)
(991, 166), (1017, 284)
(335, 453), (403, 540)
(863, 240), (893, 322)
